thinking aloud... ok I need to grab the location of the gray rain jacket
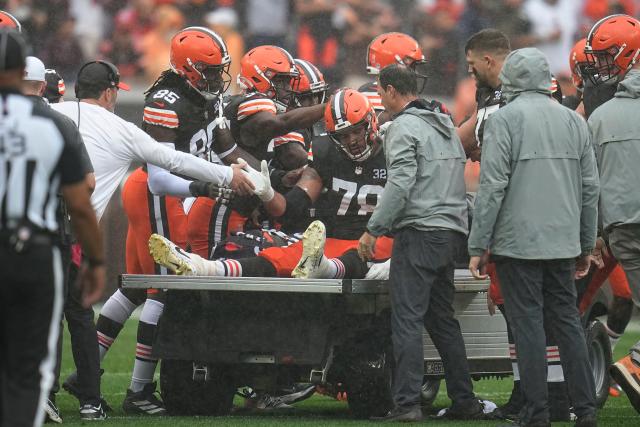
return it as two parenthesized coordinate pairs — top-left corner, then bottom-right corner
(588, 69), (640, 231)
(367, 100), (468, 237)
(468, 48), (599, 259)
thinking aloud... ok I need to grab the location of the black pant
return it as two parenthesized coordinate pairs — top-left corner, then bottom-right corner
(50, 252), (101, 405)
(0, 243), (64, 427)
(495, 257), (596, 424)
(389, 228), (476, 408)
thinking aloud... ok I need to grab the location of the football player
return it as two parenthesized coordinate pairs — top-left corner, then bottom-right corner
(187, 46), (325, 259)
(150, 89), (392, 281)
(89, 27), (242, 416)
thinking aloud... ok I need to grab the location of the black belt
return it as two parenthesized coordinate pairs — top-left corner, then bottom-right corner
(0, 229), (57, 247)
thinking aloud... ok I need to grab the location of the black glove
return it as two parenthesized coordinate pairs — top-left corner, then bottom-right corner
(189, 181), (234, 204)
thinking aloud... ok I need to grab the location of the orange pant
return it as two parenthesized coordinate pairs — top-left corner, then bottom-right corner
(608, 264), (631, 299)
(186, 197), (247, 259)
(259, 236), (394, 277)
(122, 168), (187, 275)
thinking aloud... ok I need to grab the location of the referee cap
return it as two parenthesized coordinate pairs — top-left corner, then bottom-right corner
(0, 29), (25, 72)
(24, 56), (46, 81)
(76, 60), (130, 93)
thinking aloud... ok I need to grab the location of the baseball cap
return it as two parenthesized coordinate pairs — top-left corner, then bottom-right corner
(76, 60), (130, 92)
(0, 29), (26, 72)
(24, 56), (45, 81)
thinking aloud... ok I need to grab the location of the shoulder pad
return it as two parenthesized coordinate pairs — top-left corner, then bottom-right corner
(143, 88), (188, 129)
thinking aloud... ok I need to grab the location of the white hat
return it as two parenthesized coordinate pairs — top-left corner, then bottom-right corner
(24, 56), (46, 82)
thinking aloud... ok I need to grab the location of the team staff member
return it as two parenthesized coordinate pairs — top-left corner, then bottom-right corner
(359, 65), (483, 422)
(21, 57), (107, 421)
(468, 48), (599, 427)
(0, 30), (104, 427)
(52, 60), (254, 223)
(587, 14), (640, 414)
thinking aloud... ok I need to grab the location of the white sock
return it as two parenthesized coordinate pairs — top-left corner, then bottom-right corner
(100, 289), (137, 324)
(130, 299), (164, 393)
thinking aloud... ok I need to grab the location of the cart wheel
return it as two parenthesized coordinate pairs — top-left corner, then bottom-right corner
(585, 320), (612, 408)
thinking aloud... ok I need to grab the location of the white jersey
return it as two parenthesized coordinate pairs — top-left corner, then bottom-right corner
(52, 101), (232, 222)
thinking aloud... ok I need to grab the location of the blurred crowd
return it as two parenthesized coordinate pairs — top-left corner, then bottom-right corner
(1, 0), (637, 99)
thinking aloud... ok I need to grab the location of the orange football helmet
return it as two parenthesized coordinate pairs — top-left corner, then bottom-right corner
(585, 14), (640, 84)
(292, 59), (328, 107)
(238, 45), (299, 111)
(325, 89), (378, 162)
(170, 26), (231, 94)
(0, 11), (21, 32)
(366, 32), (426, 75)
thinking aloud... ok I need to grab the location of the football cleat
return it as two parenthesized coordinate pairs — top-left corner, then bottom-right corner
(292, 220), (326, 279)
(245, 393), (293, 410)
(44, 398), (62, 424)
(79, 402), (107, 421)
(122, 382), (167, 415)
(610, 353), (640, 413)
(277, 384), (316, 405)
(148, 234), (197, 275)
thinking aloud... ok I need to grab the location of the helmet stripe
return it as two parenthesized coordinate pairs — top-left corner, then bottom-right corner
(333, 90), (343, 123)
(295, 59), (319, 85)
(277, 46), (296, 71)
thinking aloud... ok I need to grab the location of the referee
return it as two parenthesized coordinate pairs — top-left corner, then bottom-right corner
(0, 30), (105, 427)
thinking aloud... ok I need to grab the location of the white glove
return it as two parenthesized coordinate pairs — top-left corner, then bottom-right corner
(240, 159), (275, 202)
(365, 259), (391, 280)
(378, 121), (393, 141)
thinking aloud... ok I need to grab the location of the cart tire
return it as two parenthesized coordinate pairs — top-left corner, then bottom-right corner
(585, 320), (611, 408)
(160, 359), (235, 416)
(344, 348), (393, 419)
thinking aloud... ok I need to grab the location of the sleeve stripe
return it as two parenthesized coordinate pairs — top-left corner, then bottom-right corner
(238, 99), (276, 110)
(144, 107), (179, 118)
(237, 105), (277, 120)
(143, 114), (179, 128)
(271, 132), (306, 147)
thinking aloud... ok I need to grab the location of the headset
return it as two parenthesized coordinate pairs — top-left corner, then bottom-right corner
(75, 60), (121, 129)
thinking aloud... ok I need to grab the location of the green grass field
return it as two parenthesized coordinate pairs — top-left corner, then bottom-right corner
(54, 315), (640, 426)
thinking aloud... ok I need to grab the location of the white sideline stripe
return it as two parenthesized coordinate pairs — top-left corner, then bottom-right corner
(34, 247), (64, 427)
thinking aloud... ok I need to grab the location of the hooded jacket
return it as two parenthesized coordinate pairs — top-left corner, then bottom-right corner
(367, 99), (468, 236)
(588, 69), (640, 230)
(468, 48), (599, 259)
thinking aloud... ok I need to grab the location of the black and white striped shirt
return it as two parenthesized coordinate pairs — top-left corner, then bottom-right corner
(0, 90), (85, 233)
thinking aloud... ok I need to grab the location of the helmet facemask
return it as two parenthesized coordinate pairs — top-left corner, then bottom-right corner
(330, 118), (375, 163)
(292, 79), (328, 108)
(409, 59), (429, 93)
(189, 59), (231, 95)
(271, 72), (299, 112)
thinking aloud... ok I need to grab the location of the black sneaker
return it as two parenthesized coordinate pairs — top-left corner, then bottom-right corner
(44, 398), (62, 424)
(491, 382), (524, 420)
(244, 393), (293, 410)
(63, 369), (112, 412)
(370, 405), (423, 422)
(122, 382), (167, 415)
(575, 414), (597, 427)
(278, 384), (316, 405)
(79, 403), (107, 421)
(436, 399), (488, 420)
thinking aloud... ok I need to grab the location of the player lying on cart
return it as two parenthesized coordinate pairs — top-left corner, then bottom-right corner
(148, 89), (404, 280)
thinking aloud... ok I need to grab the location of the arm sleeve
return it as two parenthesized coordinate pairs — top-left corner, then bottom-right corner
(578, 121), (600, 252)
(127, 124), (233, 186)
(366, 121), (418, 237)
(467, 114), (512, 256)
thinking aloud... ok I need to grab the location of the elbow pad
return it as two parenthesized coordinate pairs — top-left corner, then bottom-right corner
(282, 186), (312, 223)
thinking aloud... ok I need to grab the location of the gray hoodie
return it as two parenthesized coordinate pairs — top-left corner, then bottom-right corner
(468, 48), (599, 259)
(588, 69), (640, 230)
(367, 100), (468, 237)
